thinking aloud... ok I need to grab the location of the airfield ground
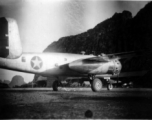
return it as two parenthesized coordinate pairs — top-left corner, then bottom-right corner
(0, 88), (152, 119)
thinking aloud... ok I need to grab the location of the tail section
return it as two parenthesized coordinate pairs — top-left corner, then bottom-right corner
(0, 17), (22, 59)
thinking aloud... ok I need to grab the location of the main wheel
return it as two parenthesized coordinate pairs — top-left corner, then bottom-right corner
(52, 80), (59, 91)
(107, 83), (113, 90)
(91, 78), (102, 92)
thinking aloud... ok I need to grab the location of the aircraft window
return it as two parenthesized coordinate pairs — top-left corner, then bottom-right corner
(64, 58), (67, 61)
(22, 57), (26, 62)
(55, 63), (58, 67)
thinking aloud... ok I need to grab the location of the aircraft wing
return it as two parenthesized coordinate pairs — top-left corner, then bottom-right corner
(106, 50), (151, 60)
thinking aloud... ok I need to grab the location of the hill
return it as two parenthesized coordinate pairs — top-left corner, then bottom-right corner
(43, 2), (152, 87)
(9, 75), (26, 88)
(44, 2), (152, 70)
(44, 2), (152, 54)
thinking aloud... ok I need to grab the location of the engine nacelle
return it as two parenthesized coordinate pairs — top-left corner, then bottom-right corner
(0, 17), (22, 59)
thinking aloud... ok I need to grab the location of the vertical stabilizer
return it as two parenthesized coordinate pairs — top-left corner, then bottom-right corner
(0, 17), (22, 59)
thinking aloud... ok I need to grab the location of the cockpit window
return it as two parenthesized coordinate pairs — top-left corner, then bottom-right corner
(22, 57), (26, 62)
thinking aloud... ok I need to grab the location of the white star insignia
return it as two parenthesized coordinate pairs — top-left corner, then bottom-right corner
(31, 56), (43, 70)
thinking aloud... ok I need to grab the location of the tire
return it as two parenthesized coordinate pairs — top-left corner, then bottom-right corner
(91, 78), (102, 92)
(107, 84), (113, 90)
(52, 80), (58, 91)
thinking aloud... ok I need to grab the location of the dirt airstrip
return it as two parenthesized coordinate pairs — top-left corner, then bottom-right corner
(0, 88), (152, 119)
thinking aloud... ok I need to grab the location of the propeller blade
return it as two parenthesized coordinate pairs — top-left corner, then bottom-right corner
(106, 50), (152, 60)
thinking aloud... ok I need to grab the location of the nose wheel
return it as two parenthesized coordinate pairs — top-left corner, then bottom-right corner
(105, 78), (114, 90)
(107, 83), (113, 90)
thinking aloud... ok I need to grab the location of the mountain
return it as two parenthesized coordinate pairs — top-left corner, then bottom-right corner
(44, 2), (152, 68)
(43, 2), (152, 87)
(44, 2), (152, 54)
(9, 75), (26, 88)
(44, 10), (133, 54)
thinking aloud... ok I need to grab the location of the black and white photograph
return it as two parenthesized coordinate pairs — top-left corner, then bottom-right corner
(0, 0), (152, 119)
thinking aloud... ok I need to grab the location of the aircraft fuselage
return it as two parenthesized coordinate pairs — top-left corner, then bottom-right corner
(0, 53), (121, 77)
(0, 53), (93, 76)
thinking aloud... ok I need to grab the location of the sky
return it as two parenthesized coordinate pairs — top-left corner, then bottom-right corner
(0, 0), (149, 83)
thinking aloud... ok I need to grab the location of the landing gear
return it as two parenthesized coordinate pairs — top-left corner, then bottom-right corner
(107, 83), (113, 90)
(90, 76), (114, 91)
(52, 75), (113, 92)
(52, 80), (63, 91)
(105, 78), (114, 91)
(52, 80), (59, 91)
(91, 78), (103, 92)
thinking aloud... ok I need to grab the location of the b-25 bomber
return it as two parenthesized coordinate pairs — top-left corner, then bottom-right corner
(1, 17), (139, 92)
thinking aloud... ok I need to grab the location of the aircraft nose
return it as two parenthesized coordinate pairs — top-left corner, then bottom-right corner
(114, 60), (122, 75)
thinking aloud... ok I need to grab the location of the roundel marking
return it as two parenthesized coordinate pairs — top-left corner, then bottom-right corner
(31, 56), (43, 70)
